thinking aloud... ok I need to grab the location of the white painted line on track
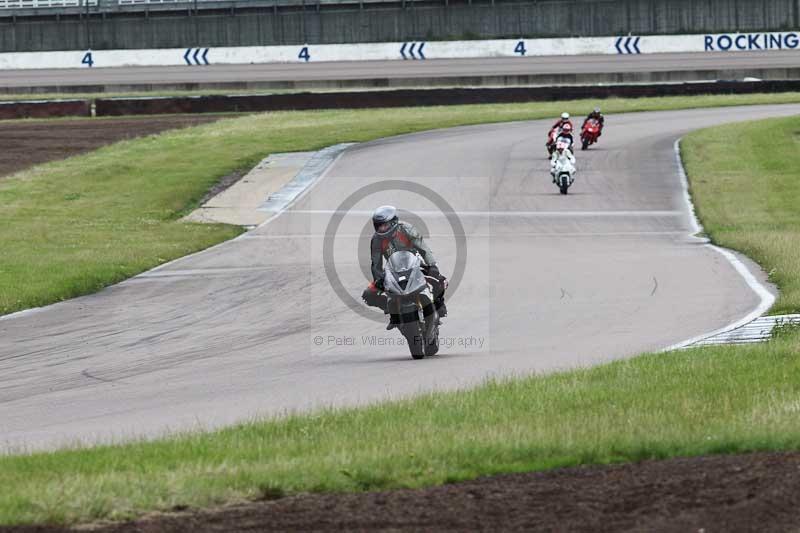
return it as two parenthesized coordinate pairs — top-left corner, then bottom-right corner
(674, 138), (703, 237)
(662, 139), (776, 351)
(242, 231), (687, 239)
(286, 209), (684, 217)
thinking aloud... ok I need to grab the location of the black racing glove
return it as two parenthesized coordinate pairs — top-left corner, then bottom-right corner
(426, 264), (440, 278)
(374, 276), (385, 291)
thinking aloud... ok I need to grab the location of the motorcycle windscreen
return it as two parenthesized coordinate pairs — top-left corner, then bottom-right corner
(387, 250), (418, 272)
(385, 251), (426, 295)
(554, 155), (573, 172)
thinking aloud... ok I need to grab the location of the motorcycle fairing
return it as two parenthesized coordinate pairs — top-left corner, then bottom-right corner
(384, 251), (428, 297)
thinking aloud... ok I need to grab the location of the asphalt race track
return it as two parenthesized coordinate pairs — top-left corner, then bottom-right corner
(1, 104), (799, 453)
(1, 50), (798, 88)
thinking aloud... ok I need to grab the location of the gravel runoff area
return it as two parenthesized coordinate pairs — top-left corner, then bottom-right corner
(1, 452), (797, 532)
(2, 115), (799, 532)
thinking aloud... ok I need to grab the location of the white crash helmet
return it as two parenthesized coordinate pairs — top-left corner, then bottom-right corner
(561, 112), (570, 120)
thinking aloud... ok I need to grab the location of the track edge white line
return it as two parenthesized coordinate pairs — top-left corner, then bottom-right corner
(661, 138), (775, 351)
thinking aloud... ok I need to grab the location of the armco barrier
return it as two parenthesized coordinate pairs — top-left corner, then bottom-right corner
(0, 98), (89, 119)
(2, 30), (800, 70)
(92, 80), (800, 116)
(3, 80), (800, 120)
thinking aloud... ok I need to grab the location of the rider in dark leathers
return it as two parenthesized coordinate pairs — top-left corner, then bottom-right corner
(362, 206), (447, 329)
(582, 107), (605, 137)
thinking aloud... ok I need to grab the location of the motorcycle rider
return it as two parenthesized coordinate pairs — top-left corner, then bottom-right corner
(552, 112), (573, 132)
(362, 205), (447, 330)
(557, 122), (575, 151)
(550, 138), (576, 183)
(547, 112), (573, 154)
(582, 108), (605, 136)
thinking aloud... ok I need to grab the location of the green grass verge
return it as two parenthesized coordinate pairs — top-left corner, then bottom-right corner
(2, 94), (800, 525)
(4, 92), (800, 316)
(1, 335), (799, 525)
(682, 115), (800, 315)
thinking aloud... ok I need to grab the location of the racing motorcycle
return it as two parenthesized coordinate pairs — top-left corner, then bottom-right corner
(382, 251), (440, 359)
(546, 127), (561, 156)
(580, 118), (602, 150)
(551, 139), (576, 195)
(547, 125), (575, 156)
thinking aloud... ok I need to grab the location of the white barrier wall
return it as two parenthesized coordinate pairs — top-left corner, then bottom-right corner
(0, 30), (798, 70)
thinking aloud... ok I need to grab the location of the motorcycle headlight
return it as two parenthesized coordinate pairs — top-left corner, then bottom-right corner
(396, 271), (411, 290)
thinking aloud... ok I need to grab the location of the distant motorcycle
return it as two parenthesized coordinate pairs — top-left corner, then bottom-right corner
(546, 127), (561, 156)
(546, 125), (574, 156)
(551, 140), (576, 195)
(382, 251), (440, 359)
(581, 118), (602, 150)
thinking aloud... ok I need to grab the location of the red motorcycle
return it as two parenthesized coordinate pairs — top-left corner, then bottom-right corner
(580, 118), (602, 150)
(546, 126), (560, 156)
(546, 122), (573, 156)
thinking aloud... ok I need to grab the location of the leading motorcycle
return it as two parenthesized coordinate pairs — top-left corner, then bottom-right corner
(551, 139), (576, 195)
(382, 251), (440, 359)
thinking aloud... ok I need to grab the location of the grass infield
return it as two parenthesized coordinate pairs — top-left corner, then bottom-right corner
(0, 95), (799, 525)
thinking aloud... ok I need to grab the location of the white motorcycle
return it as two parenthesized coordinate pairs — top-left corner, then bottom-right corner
(551, 138), (576, 195)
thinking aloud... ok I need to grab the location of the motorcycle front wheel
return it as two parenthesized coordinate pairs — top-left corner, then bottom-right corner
(400, 323), (425, 359)
(424, 324), (440, 356)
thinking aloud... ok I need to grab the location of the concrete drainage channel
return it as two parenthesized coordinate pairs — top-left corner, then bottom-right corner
(184, 143), (353, 229)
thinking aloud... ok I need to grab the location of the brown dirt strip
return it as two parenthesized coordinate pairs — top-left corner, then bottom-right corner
(4, 452), (798, 532)
(0, 116), (221, 179)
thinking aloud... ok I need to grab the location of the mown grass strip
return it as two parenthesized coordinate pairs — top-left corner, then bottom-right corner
(682, 115), (800, 314)
(3, 92), (800, 316)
